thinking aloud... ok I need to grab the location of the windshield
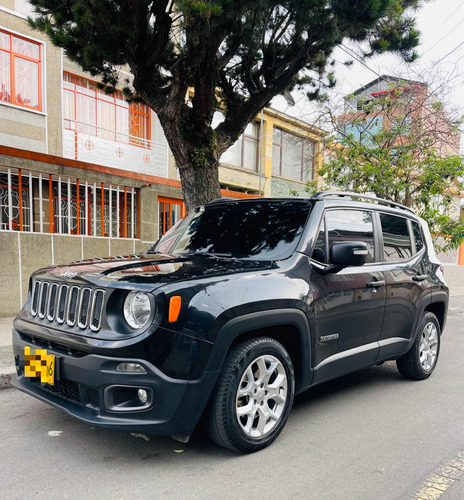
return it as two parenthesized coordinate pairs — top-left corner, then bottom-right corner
(148, 200), (311, 260)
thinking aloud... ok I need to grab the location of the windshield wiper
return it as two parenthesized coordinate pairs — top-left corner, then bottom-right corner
(189, 251), (234, 258)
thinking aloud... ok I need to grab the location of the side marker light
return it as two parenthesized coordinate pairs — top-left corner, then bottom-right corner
(168, 296), (182, 323)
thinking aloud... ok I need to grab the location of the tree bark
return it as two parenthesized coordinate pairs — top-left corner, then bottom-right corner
(157, 103), (222, 212)
(178, 157), (221, 211)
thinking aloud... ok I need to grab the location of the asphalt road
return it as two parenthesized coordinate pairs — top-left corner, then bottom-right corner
(1, 314), (463, 500)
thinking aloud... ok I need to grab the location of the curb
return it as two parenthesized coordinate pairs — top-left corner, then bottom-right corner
(0, 367), (15, 390)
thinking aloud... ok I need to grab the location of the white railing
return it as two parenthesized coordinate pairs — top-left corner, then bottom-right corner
(0, 165), (139, 238)
(63, 119), (169, 178)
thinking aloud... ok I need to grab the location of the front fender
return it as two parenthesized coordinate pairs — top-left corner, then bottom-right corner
(203, 309), (312, 393)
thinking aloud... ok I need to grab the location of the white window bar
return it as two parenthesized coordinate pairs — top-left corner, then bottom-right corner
(101, 184), (105, 238)
(116, 186), (120, 239)
(67, 177), (72, 235)
(84, 181), (89, 236)
(131, 188), (135, 239)
(109, 184), (112, 238)
(29, 171), (33, 232)
(58, 176), (62, 234)
(7, 168), (13, 231)
(39, 173), (43, 233)
(93, 182), (97, 237)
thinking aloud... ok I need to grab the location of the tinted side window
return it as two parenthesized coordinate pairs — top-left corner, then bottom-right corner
(380, 214), (412, 261)
(311, 218), (326, 263)
(411, 221), (424, 253)
(327, 210), (375, 263)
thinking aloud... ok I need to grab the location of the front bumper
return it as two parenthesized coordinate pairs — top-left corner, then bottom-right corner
(12, 329), (218, 437)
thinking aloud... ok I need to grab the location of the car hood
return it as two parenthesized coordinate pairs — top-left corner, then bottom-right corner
(40, 253), (275, 289)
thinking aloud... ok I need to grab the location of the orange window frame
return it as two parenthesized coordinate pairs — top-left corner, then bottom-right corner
(63, 72), (151, 145)
(0, 29), (42, 112)
(158, 197), (186, 236)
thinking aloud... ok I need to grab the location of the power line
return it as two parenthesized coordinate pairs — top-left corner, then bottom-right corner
(433, 40), (464, 66)
(339, 42), (462, 105)
(426, 19), (464, 53)
(338, 43), (463, 123)
(423, 3), (464, 43)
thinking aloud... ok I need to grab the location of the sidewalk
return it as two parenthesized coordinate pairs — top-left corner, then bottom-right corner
(1, 287), (464, 389)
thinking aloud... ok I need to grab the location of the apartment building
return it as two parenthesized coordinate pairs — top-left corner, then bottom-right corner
(0, 3), (325, 316)
(340, 75), (460, 157)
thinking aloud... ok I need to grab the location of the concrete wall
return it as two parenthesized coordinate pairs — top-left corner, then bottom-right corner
(0, 231), (150, 317)
(443, 265), (464, 289)
(270, 177), (308, 197)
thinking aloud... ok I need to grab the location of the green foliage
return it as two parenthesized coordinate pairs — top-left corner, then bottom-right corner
(319, 90), (464, 252)
(28, 0), (424, 209)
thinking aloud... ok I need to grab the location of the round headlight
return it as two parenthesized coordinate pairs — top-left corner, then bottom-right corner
(123, 291), (151, 329)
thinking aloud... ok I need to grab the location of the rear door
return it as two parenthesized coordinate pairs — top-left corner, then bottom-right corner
(376, 212), (431, 359)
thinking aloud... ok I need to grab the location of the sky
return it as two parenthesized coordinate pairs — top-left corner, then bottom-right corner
(272, 0), (464, 134)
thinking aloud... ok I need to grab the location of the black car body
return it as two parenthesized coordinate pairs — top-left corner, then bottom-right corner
(12, 192), (448, 452)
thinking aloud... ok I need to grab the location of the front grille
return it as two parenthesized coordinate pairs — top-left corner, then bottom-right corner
(31, 280), (105, 332)
(57, 285), (68, 323)
(90, 290), (104, 331)
(85, 388), (100, 408)
(31, 281), (40, 315)
(67, 286), (79, 326)
(42, 380), (81, 404)
(41, 380), (101, 410)
(39, 282), (49, 318)
(78, 288), (91, 328)
(47, 283), (58, 321)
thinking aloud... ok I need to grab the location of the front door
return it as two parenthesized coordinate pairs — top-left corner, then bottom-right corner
(310, 209), (386, 383)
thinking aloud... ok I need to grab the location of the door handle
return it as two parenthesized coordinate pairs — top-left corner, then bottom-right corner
(367, 280), (386, 288)
(412, 274), (428, 282)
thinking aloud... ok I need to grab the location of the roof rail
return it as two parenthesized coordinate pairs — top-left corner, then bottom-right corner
(207, 197), (239, 204)
(312, 191), (415, 214)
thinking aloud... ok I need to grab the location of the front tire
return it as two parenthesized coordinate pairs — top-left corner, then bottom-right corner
(207, 337), (295, 453)
(396, 312), (441, 380)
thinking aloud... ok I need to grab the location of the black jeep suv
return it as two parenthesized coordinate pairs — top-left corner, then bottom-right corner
(12, 192), (448, 453)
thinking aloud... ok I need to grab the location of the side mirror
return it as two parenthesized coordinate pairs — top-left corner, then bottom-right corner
(329, 241), (369, 268)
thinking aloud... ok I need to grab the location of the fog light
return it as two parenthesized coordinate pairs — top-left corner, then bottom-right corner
(116, 362), (146, 373)
(138, 389), (148, 404)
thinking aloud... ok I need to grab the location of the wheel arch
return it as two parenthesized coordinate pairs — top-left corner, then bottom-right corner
(205, 309), (312, 393)
(424, 294), (448, 332)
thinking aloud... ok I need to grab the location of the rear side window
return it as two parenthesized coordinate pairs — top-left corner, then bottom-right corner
(326, 210), (375, 263)
(411, 221), (424, 253)
(380, 214), (412, 261)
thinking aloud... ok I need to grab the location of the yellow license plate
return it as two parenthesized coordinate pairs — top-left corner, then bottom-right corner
(23, 346), (55, 385)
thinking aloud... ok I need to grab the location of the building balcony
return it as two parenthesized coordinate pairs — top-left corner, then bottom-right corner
(63, 120), (169, 178)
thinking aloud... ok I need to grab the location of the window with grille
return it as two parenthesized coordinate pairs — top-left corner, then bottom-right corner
(0, 167), (139, 238)
(63, 72), (151, 146)
(0, 29), (42, 111)
(0, 170), (32, 231)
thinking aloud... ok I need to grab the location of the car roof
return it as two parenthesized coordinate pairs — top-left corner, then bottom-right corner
(208, 192), (416, 216)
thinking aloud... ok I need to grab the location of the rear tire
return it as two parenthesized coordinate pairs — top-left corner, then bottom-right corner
(396, 312), (440, 380)
(207, 337), (295, 453)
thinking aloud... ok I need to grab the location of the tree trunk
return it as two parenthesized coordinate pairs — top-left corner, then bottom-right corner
(158, 96), (221, 213)
(159, 109), (222, 212)
(178, 157), (221, 211)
